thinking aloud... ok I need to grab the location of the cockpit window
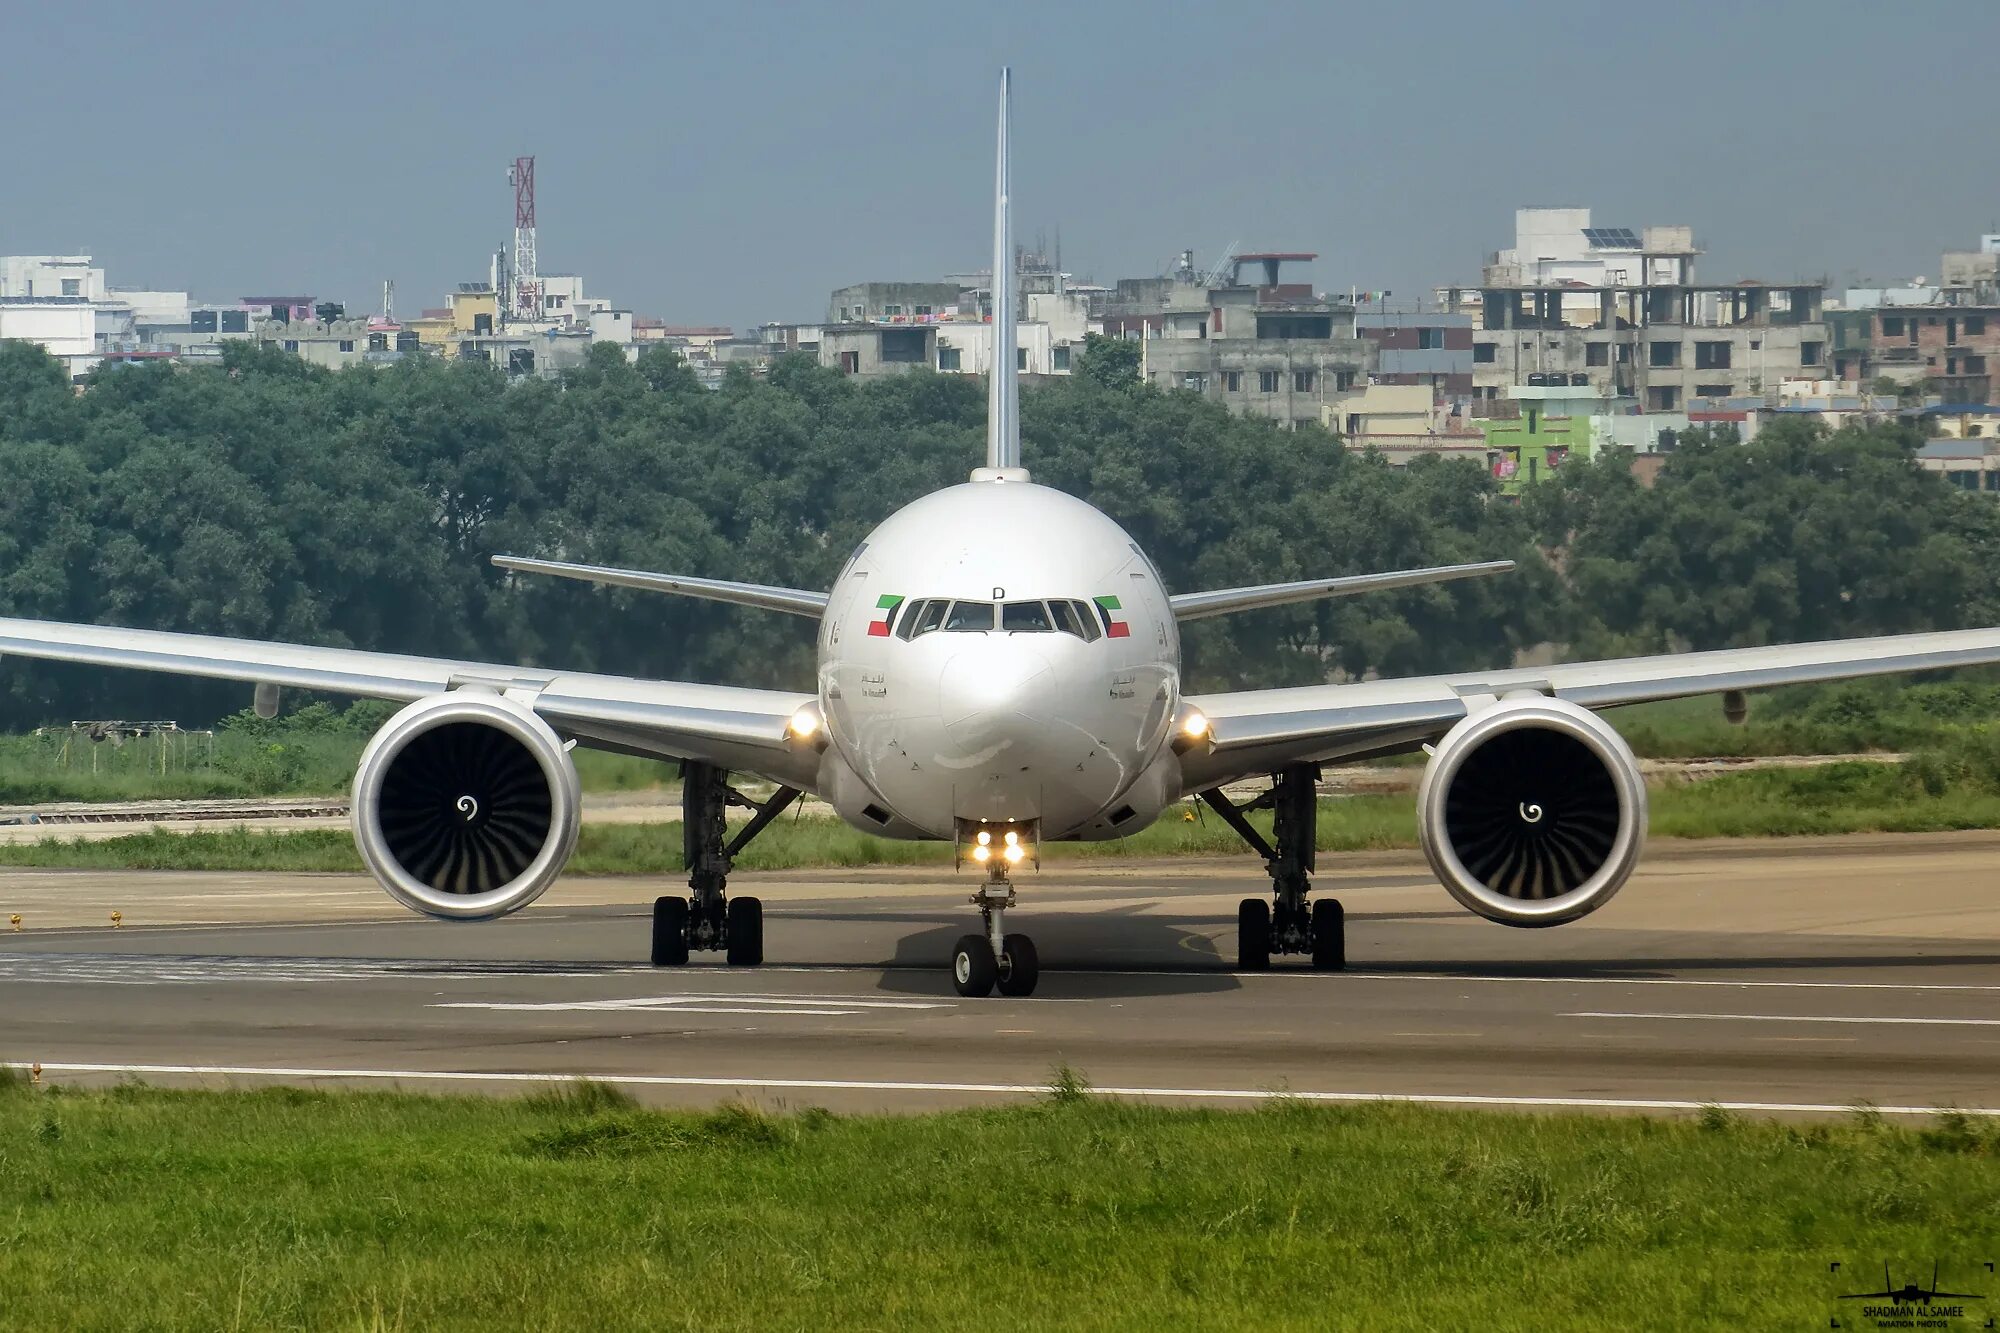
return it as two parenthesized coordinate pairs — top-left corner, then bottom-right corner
(942, 601), (996, 632)
(900, 598), (948, 640)
(1001, 601), (1053, 633)
(893, 598), (1105, 639)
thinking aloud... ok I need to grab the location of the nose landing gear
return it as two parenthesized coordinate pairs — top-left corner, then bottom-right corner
(1200, 763), (1345, 972)
(952, 861), (1040, 997)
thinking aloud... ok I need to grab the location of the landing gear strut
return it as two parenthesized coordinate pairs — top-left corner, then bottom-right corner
(1200, 762), (1344, 972)
(952, 854), (1039, 997)
(651, 761), (801, 967)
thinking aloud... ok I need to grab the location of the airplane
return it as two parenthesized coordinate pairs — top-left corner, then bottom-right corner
(8, 70), (2000, 999)
(1839, 1260), (1982, 1304)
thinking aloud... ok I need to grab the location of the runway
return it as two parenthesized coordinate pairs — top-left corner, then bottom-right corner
(5, 831), (2000, 1115)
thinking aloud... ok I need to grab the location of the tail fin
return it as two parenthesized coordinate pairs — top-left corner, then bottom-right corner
(980, 67), (1025, 480)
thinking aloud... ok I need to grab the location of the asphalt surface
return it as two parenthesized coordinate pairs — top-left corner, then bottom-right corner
(5, 832), (2000, 1116)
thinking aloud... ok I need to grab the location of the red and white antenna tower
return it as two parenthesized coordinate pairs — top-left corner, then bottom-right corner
(508, 155), (539, 321)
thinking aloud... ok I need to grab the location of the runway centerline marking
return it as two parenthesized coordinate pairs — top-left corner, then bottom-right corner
(9, 1062), (1995, 1119)
(1567, 1010), (2000, 1028)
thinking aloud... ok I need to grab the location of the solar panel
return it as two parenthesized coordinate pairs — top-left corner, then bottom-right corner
(1583, 227), (1639, 249)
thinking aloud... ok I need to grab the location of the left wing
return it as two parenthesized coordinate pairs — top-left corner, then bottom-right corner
(1169, 560), (1513, 622)
(492, 555), (828, 618)
(0, 618), (819, 788)
(1181, 627), (2000, 789)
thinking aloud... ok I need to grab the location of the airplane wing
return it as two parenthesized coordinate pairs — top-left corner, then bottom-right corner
(0, 618), (819, 788)
(492, 555), (828, 618)
(1169, 560), (1514, 622)
(1181, 627), (2000, 789)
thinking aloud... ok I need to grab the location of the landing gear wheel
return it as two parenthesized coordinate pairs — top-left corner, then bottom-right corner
(726, 896), (764, 966)
(651, 896), (690, 967)
(1310, 898), (1345, 972)
(996, 933), (1039, 997)
(1237, 898), (1271, 972)
(952, 933), (998, 997)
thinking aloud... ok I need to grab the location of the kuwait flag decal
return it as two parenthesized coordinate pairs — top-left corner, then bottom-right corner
(1093, 595), (1131, 638)
(866, 594), (904, 637)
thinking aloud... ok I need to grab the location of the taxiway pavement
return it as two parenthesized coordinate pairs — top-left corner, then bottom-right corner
(4, 832), (1999, 1116)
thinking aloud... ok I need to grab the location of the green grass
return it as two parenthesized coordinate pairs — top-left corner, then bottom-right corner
(9, 759), (2000, 875)
(0, 1079), (1990, 1330)
(0, 701), (675, 805)
(15, 674), (2000, 807)
(1604, 671), (2000, 757)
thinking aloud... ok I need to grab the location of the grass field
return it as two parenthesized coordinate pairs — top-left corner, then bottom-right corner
(0, 1073), (1990, 1330)
(9, 756), (2000, 874)
(11, 674), (2000, 808)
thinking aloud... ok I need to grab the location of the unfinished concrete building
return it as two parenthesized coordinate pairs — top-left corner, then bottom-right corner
(1473, 280), (1829, 413)
(1101, 253), (1372, 429)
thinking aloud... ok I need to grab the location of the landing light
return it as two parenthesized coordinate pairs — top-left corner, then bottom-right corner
(973, 844), (992, 863)
(976, 830), (992, 846)
(788, 707), (820, 740)
(1181, 711), (1209, 739)
(1003, 830), (1020, 847)
(1003, 843), (1025, 865)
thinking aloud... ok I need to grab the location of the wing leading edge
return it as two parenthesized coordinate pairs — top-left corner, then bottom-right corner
(0, 617), (819, 789)
(1181, 627), (2000, 789)
(1169, 560), (1515, 622)
(492, 555), (828, 618)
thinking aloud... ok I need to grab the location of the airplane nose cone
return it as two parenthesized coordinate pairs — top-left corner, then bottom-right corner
(938, 643), (1056, 751)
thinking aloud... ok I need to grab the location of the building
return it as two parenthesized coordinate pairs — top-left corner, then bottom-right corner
(827, 283), (964, 325)
(1102, 252), (1371, 429)
(816, 257), (1090, 382)
(1321, 382), (1486, 462)
(1356, 308), (1473, 398)
(0, 256), (105, 302)
(1832, 302), (1999, 402)
(0, 298), (95, 375)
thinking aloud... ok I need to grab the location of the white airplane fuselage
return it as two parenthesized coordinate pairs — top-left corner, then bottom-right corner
(814, 479), (1184, 843)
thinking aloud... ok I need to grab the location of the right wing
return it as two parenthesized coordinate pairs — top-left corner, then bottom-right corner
(1169, 560), (1514, 622)
(1183, 627), (2000, 789)
(0, 617), (820, 789)
(492, 555), (828, 618)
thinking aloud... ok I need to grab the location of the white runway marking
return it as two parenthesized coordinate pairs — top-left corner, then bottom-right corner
(8, 1061), (1995, 1117)
(432, 994), (953, 1017)
(1568, 1010), (2000, 1029)
(0, 955), (654, 986)
(1320, 972), (2000, 994)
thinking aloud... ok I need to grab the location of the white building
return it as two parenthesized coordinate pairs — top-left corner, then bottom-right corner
(0, 299), (96, 375)
(0, 255), (106, 301)
(1487, 208), (1697, 290)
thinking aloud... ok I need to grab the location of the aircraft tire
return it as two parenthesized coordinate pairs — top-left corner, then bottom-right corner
(1310, 898), (1345, 972)
(726, 896), (764, 966)
(651, 896), (690, 967)
(952, 934), (998, 997)
(996, 933), (1039, 997)
(1237, 898), (1271, 971)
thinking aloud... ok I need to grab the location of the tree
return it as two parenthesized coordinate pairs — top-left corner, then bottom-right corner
(1073, 333), (1140, 390)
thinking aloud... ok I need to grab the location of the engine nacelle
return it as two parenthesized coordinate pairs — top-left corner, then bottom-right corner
(352, 692), (581, 920)
(1416, 695), (1645, 928)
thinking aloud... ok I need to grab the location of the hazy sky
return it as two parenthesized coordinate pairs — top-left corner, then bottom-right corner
(7, 1), (1995, 329)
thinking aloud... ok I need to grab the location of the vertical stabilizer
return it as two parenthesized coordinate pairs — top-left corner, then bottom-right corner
(980, 67), (1025, 479)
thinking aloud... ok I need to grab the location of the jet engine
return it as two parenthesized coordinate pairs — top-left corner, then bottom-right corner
(1415, 695), (1645, 927)
(351, 692), (581, 920)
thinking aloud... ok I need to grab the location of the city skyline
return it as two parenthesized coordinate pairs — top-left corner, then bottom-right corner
(5, 1), (1997, 327)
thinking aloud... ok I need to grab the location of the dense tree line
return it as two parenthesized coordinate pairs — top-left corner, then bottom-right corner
(0, 335), (1993, 729)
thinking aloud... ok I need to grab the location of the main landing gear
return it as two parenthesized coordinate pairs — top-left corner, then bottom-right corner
(651, 761), (801, 968)
(1199, 762), (1345, 972)
(951, 853), (1040, 998)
